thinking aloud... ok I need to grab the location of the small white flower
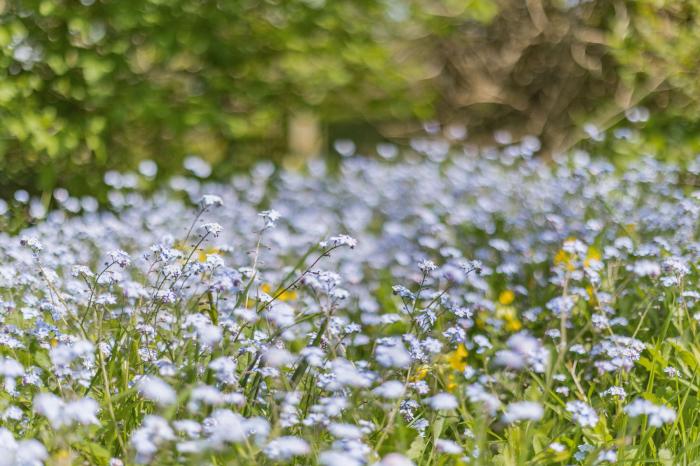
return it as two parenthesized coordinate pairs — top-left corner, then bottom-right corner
(20, 236), (43, 252)
(466, 383), (501, 415)
(418, 259), (437, 273)
(425, 393), (458, 410)
(602, 386), (627, 399)
(502, 401), (544, 424)
(0, 357), (24, 393)
(0, 428), (47, 466)
(624, 398), (676, 427)
(549, 442), (566, 453)
(33, 393), (100, 428)
(373, 381), (406, 399)
(328, 423), (363, 439)
(264, 436), (310, 460)
(631, 260), (660, 277)
(322, 234), (358, 249)
(199, 223), (223, 237)
(495, 333), (548, 373)
(107, 249), (131, 268)
(259, 210), (281, 228)
(200, 194), (224, 208)
(376, 453), (415, 466)
(137, 376), (177, 407)
(566, 400), (599, 428)
(375, 343), (411, 368)
(71, 265), (94, 278)
(184, 156), (211, 177)
(574, 444), (595, 461)
(196, 323), (222, 348)
(435, 438), (463, 454)
(131, 415), (174, 463)
(597, 448), (617, 463)
(263, 348), (295, 368)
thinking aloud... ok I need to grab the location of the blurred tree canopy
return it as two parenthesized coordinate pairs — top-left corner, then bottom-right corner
(0, 0), (436, 195)
(396, 0), (700, 155)
(1, 0), (700, 197)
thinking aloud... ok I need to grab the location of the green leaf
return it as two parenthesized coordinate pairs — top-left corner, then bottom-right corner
(659, 448), (674, 466)
(74, 441), (112, 465)
(407, 435), (425, 461)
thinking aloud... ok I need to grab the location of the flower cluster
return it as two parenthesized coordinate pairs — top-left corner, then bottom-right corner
(0, 123), (694, 464)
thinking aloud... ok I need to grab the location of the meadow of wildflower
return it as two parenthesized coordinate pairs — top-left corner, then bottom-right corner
(2, 127), (700, 465)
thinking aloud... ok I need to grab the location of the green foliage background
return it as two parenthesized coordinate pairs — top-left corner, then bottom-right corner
(1, 0), (700, 197)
